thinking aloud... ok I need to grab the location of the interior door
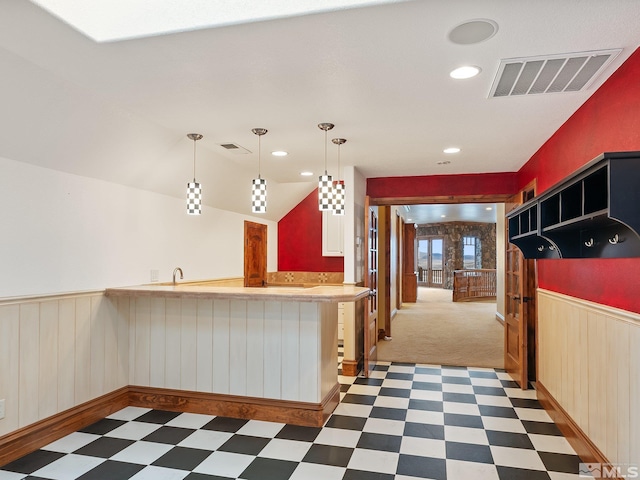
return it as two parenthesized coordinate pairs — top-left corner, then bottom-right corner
(244, 221), (267, 287)
(402, 221), (417, 303)
(504, 186), (535, 389)
(363, 196), (378, 377)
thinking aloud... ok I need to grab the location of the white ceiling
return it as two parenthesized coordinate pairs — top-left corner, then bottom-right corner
(403, 203), (497, 225)
(1, 1), (640, 221)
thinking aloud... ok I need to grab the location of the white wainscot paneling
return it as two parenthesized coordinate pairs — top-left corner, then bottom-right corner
(537, 289), (640, 466)
(0, 293), (128, 438)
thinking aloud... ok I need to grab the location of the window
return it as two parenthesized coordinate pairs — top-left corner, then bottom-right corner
(463, 236), (480, 269)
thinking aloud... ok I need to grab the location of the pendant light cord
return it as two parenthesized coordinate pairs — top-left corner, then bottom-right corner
(258, 134), (262, 178)
(324, 129), (328, 174)
(192, 138), (197, 181)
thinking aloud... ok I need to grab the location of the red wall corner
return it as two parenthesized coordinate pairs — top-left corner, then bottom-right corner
(277, 188), (344, 272)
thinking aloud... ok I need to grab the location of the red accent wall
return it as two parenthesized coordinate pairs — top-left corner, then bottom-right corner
(278, 189), (344, 272)
(518, 47), (640, 313)
(367, 172), (518, 199)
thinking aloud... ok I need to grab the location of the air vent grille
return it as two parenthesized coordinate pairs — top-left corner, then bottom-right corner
(490, 49), (621, 98)
(218, 143), (251, 154)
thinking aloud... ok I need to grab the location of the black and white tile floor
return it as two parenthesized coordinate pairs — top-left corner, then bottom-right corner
(1, 348), (584, 480)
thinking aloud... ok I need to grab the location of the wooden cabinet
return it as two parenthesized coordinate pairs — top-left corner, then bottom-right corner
(508, 152), (640, 258)
(323, 211), (344, 256)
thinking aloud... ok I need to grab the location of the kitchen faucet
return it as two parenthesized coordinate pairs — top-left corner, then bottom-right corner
(172, 267), (183, 284)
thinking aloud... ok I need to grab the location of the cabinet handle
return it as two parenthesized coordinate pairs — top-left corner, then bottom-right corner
(538, 246), (545, 252)
(585, 238), (595, 247)
(609, 233), (620, 245)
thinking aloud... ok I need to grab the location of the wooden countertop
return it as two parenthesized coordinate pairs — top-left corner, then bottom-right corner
(105, 283), (370, 303)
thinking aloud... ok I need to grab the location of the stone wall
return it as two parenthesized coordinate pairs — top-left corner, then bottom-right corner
(416, 222), (496, 289)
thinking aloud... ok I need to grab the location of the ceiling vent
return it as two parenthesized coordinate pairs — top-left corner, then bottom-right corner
(218, 143), (251, 154)
(489, 49), (621, 98)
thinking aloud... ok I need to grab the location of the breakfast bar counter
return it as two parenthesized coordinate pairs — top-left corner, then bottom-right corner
(105, 283), (369, 426)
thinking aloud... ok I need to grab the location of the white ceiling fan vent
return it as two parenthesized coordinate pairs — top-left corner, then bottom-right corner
(489, 49), (621, 98)
(218, 143), (251, 154)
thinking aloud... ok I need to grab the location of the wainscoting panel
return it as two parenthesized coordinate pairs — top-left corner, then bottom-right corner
(537, 289), (639, 466)
(0, 292), (128, 438)
(125, 297), (337, 404)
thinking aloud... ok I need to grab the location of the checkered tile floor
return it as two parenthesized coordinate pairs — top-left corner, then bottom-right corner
(1, 351), (584, 479)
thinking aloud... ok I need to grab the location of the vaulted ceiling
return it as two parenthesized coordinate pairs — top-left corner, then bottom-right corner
(1, 0), (639, 221)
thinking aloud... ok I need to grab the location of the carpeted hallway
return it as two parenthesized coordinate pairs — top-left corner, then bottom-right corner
(377, 287), (504, 369)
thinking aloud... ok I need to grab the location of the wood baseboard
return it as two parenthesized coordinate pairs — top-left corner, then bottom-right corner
(536, 381), (610, 466)
(0, 387), (129, 467)
(129, 384), (340, 428)
(341, 357), (362, 377)
(0, 383), (341, 467)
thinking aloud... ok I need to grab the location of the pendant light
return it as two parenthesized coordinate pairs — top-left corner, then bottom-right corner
(318, 122), (335, 211)
(186, 133), (203, 215)
(251, 128), (268, 213)
(332, 138), (346, 216)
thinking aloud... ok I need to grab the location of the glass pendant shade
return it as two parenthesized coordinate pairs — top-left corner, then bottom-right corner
(251, 176), (267, 213)
(333, 180), (345, 215)
(186, 180), (202, 215)
(251, 128), (268, 213)
(186, 133), (203, 215)
(318, 172), (334, 211)
(331, 137), (347, 216)
(317, 122), (335, 211)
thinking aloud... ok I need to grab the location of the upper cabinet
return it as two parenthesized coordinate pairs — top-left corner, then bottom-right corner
(322, 211), (344, 256)
(507, 151), (640, 259)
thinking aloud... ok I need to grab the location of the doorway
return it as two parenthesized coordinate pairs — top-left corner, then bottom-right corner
(417, 236), (444, 287)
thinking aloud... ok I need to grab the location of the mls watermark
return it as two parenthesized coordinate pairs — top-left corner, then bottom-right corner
(579, 463), (639, 478)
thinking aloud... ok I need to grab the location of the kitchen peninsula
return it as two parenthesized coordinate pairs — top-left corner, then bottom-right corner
(105, 283), (369, 426)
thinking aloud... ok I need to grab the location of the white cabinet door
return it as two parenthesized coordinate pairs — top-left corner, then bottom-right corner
(322, 211), (344, 256)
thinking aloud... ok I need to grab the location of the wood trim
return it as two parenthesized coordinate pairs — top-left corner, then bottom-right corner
(370, 194), (512, 206)
(536, 381), (612, 467)
(129, 384), (341, 427)
(495, 312), (505, 325)
(0, 387), (129, 467)
(538, 288), (640, 326)
(341, 357), (363, 377)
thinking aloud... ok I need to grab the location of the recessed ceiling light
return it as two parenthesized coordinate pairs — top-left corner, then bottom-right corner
(300, 171), (313, 176)
(450, 66), (481, 79)
(407, 218), (413, 222)
(485, 207), (493, 211)
(437, 160), (451, 165)
(441, 214), (446, 218)
(443, 147), (460, 154)
(271, 151), (288, 157)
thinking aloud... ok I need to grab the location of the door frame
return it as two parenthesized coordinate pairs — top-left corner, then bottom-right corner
(504, 180), (537, 389)
(371, 193), (537, 380)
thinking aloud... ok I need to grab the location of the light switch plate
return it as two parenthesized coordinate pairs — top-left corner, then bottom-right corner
(0, 399), (5, 419)
(150, 269), (159, 282)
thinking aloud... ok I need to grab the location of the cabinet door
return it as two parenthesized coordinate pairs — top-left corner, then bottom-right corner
(322, 211), (344, 256)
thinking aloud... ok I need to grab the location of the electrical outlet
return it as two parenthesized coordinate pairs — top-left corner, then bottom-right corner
(0, 399), (5, 420)
(150, 269), (159, 282)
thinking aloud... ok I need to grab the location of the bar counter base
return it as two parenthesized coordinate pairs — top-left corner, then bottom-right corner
(129, 383), (340, 428)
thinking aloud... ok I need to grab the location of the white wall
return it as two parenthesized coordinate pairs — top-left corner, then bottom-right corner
(0, 156), (278, 298)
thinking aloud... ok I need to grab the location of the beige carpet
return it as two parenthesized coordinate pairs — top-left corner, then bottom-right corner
(377, 287), (504, 369)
